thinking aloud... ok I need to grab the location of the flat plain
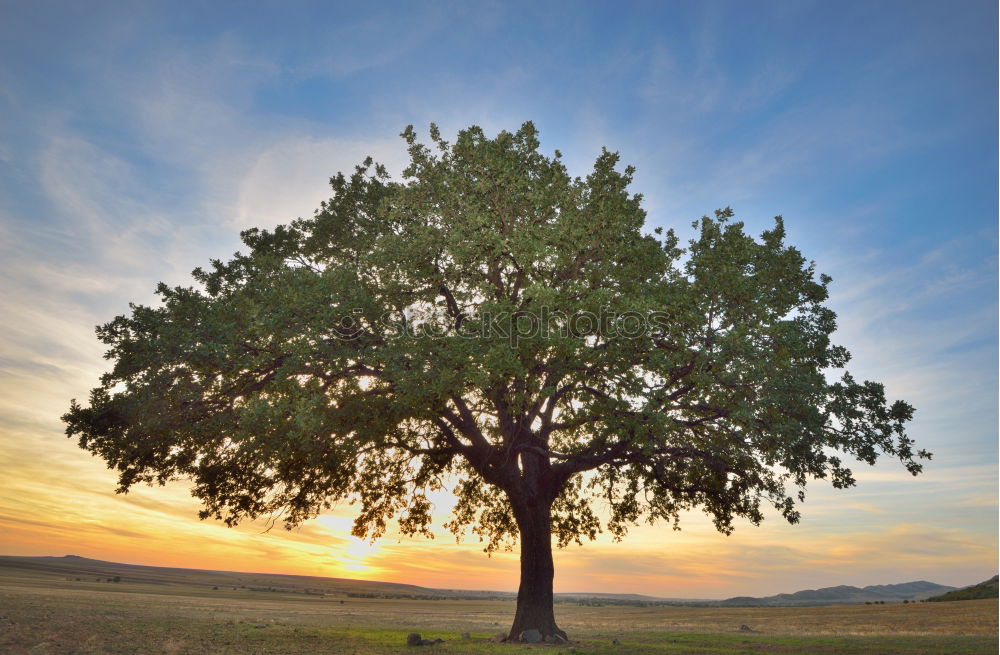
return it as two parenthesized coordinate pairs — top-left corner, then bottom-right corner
(1, 565), (996, 655)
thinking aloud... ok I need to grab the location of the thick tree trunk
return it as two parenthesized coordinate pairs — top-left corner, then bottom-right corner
(506, 500), (567, 642)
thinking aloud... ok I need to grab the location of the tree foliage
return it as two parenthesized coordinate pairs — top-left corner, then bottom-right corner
(64, 121), (928, 562)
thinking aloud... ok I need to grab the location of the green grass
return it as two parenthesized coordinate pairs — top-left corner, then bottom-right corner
(7, 619), (992, 655)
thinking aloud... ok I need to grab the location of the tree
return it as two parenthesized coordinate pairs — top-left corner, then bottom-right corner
(63, 122), (929, 641)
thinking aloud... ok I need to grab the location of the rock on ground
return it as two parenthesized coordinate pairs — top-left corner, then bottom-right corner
(520, 629), (543, 643)
(406, 633), (444, 646)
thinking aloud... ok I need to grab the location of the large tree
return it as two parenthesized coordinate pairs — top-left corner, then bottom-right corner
(64, 122), (928, 642)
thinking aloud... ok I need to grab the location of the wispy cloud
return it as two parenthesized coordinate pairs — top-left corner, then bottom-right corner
(235, 135), (410, 231)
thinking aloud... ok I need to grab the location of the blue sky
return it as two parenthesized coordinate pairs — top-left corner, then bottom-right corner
(0, 1), (996, 596)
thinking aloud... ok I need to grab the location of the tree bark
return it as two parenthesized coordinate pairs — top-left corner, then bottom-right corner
(506, 498), (567, 642)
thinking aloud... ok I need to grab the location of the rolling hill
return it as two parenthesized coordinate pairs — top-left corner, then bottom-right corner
(720, 580), (956, 606)
(0, 555), (963, 606)
(926, 575), (998, 602)
(0, 555), (693, 602)
(0, 554), (508, 599)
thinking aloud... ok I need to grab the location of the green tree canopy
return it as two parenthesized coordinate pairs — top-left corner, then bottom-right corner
(64, 122), (928, 640)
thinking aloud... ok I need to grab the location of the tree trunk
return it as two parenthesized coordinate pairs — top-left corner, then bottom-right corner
(506, 499), (567, 642)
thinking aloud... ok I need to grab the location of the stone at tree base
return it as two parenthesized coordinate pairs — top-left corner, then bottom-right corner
(520, 629), (543, 643)
(544, 633), (568, 644)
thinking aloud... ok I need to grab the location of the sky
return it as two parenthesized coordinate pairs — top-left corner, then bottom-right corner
(0, 0), (996, 599)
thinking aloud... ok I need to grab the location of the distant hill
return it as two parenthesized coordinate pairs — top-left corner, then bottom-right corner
(720, 580), (956, 606)
(1, 555), (961, 607)
(554, 591), (715, 604)
(926, 575), (998, 602)
(0, 555), (510, 600)
(0, 555), (696, 603)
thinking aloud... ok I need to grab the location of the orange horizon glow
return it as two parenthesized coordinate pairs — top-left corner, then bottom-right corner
(2, 437), (995, 599)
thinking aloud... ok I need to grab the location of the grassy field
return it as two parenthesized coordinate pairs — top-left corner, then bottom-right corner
(0, 566), (996, 654)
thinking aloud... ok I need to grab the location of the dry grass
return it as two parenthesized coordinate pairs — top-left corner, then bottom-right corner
(0, 567), (996, 654)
